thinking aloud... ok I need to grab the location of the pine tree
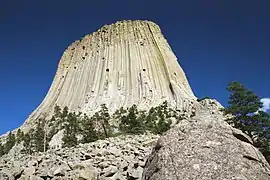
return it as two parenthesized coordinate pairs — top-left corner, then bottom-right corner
(153, 103), (172, 134)
(119, 105), (145, 134)
(81, 113), (98, 143)
(22, 130), (34, 154)
(47, 115), (58, 141)
(145, 107), (157, 132)
(253, 111), (270, 152)
(0, 140), (4, 157)
(54, 105), (62, 118)
(99, 104), (111, 137)
(16, 129), (24, 144)
(223, 81), (264, 137)
(33, 119), (46, 152)
(61, 106), (69, 120)
(4, 132), (16, 154)
(223, 81), (270, 161)
(62, 112), (78, 148)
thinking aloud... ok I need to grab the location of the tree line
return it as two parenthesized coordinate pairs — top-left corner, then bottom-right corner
(1, 81), (269, 163)
(0, 101), (179, 156)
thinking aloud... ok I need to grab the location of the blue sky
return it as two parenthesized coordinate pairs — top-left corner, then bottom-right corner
(0, 0), (269, 134)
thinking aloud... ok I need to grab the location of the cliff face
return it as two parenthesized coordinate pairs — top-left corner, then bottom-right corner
(26, 20), (197, 124)
(1, 20), (270, 180)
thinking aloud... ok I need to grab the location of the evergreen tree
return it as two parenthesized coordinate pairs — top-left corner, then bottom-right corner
(145, 107), (157, 132)
(0, 140), (4, 157)
(16, 129), (24, 144)
(61, 106), (69, 120)
(81, 113), (98, 143)
(223, 82), (264, 137)
(119, 105), (145, 134)
(54, 105), (62, 118)
(223, 81), (270, 161)
(62, 112), (78, 148)
(47, 115), (59, 141)
(253, 111), (270, 152)
(99, 104), (111, 137)
(113, 107), (127, 119)
(153, 102), (172, 134)
(33, 119), (46, 152)
(22, 130), (34, 154)
(4, 132), (16, 154)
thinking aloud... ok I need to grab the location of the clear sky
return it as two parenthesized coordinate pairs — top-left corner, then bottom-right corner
(0, 0), (269, 135)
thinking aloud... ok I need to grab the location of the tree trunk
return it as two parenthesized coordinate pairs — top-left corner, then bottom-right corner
(102, 122), (108, 138)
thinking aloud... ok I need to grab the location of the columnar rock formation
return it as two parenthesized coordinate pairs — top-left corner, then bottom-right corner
(26, 20), (197, 124)
(1, 20), (270, 180)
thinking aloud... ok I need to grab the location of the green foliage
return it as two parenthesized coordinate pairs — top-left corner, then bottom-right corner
(81, 113), (99, 143)
(253, 111), (270, 152)
(99, 104), (111, 138)
(47, 115), (57, 141)
(19, 102), (179, 152)
(22, 129), (34, 154)
(0, 140), (4, 157)
(61, 106), (69, 120)
(223, 81), (270, 160)
(223, 82), (263, 136)
(62, 112), (79, 148)
(48, 106), (72, 145)
(118, 101), (174, 135)
(147, 101), (173, 134)
(119, 105), (145, 134)
(33, 119), (47, 152)
(54, 105), (62, 118)
(16, 129), (24, 144)
(4, 132), (16, 154)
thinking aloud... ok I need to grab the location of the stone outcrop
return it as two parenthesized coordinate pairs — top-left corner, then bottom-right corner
(0, 134), (159, 180)
(142, 109), (270, 180)
(1, 20), (268, 180)
(25, 20), (197, 126)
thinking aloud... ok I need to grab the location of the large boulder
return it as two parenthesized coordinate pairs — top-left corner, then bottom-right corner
(142, 110), (270, 180)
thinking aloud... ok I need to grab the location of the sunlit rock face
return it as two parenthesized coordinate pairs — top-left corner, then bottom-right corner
(26, 20), (197, 124)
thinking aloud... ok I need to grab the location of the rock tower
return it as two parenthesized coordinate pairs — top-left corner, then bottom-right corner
(26, 20), (197, 124)
(1, 20), (270, 180)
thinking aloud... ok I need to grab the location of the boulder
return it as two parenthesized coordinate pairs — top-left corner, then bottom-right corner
(77, 166), (98, 180)
(142, 110), (270, 180)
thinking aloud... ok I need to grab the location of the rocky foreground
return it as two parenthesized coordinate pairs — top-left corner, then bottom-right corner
(0, 134), (159, 180)
(142, 110), (270, 180)
(1, 100), (270, 180)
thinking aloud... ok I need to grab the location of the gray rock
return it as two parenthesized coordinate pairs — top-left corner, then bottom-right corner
(142, 110), (270, 180)
(11, 167), (23, 179)
(24, 166), (36, 176)
(128, 166), (143, 179)
(98, 161), (110, 169)
(0, 134), (158, 180)
(103, 165), (118, 177)
(27, 160), (38, 167)
(53, 164), (70, 176)
(77, 166), (98, 180)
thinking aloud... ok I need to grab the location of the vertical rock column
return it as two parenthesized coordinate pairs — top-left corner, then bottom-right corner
(25, 20), (197, 125)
